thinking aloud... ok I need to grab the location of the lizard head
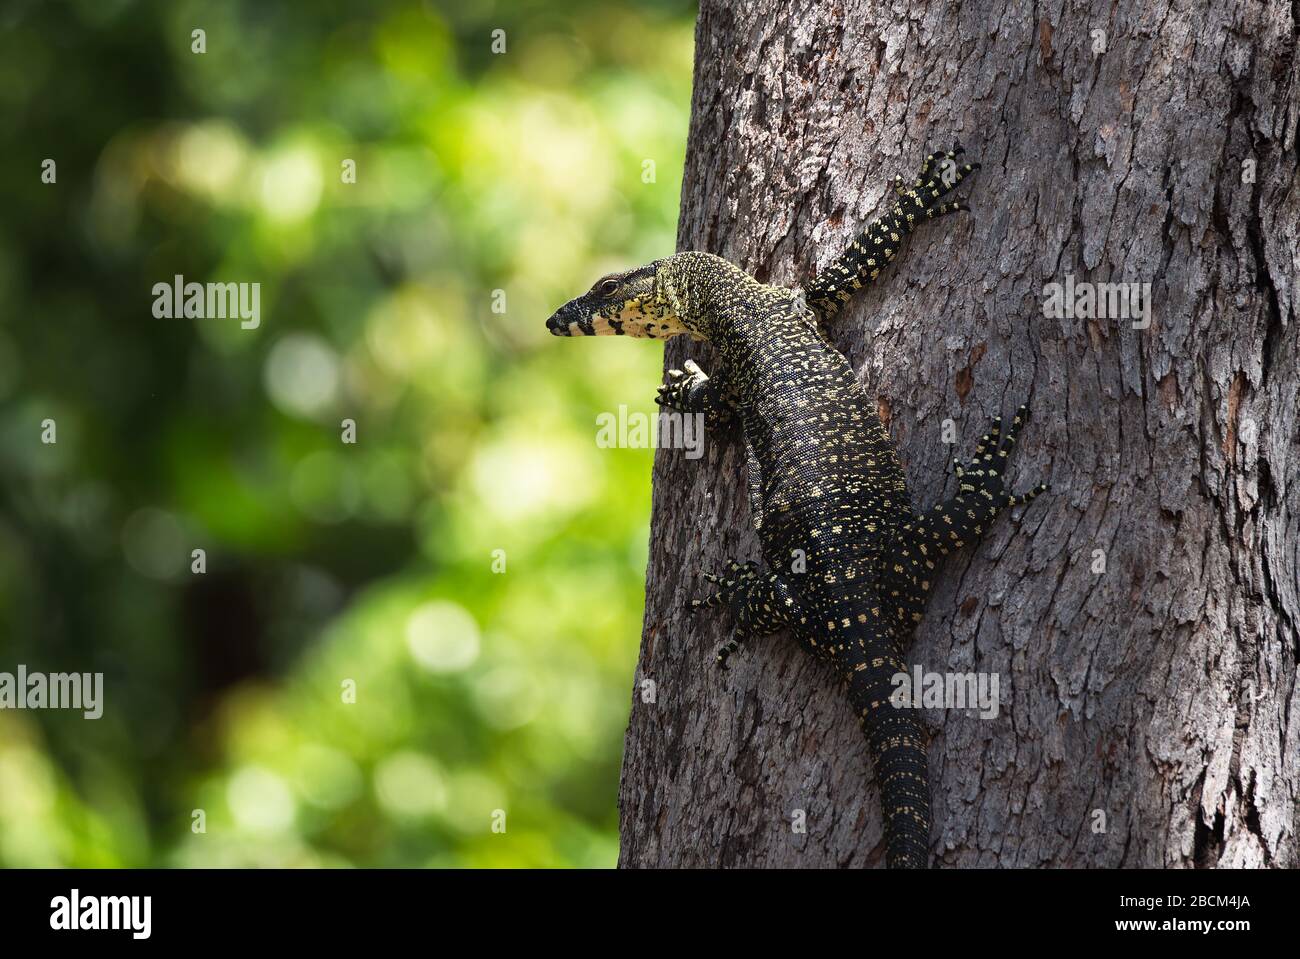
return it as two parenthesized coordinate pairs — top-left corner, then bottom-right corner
(545, 260), (696, 339)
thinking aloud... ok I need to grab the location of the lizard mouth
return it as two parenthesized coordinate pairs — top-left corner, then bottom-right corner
(545, 304), (593, 336)
(544, 312), (574, 336)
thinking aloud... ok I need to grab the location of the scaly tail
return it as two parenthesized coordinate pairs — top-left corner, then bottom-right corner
(844, 640), (930, 868)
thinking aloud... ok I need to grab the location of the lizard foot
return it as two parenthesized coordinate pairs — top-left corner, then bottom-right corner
(693, 566), (801, 669)
(900, 142), (979, 223)
(687, 559), (759, 615)
(955, 404), (1049, 508)
(655, 359), (710, 412)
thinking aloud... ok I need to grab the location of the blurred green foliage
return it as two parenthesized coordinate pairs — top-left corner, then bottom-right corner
(0, 0), (696, 866)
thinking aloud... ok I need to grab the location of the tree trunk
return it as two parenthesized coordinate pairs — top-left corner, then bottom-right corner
(618, 0), (1300, 867)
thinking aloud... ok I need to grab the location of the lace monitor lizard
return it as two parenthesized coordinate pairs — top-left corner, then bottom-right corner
(544, 146), (1048, 868)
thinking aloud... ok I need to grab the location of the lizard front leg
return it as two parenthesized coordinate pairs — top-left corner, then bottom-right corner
(655, 358), (738, 427)
(804, 144), (979, 321)
(880, 404), (1048, 627)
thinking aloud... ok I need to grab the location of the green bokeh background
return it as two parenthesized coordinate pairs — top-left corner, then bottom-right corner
(0, 0), (696, 867)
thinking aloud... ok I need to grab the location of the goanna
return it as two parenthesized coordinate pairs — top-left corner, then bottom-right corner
(544, 145), (1047, 868)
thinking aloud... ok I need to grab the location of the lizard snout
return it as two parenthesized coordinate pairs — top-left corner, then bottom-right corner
(545, 304), (581, 336)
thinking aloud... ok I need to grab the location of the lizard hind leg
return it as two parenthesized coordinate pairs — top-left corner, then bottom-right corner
(879, 403), (1049, 628)
(906, 142), (979, 224)
(917, 142), (961, 181)
(688, 562), (800, 668)
(957, 404), (1050, 510)
(687, 559), (760, 615)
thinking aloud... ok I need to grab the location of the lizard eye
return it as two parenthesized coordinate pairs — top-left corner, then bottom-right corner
(597, 278), (620, 298)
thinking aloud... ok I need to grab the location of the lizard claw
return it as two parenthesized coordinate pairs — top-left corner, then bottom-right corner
(657, 359), (710, 412)
(688, 559), (758, 615)
(715, 640), (737, 669)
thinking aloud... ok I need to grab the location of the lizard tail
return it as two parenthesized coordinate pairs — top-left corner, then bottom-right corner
(845, 649), (931, 868)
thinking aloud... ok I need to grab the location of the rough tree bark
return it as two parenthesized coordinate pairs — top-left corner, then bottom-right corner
(618, 0), (1300, 867)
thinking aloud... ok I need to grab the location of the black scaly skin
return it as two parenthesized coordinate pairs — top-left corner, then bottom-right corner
(545, 146), (1047, 868)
